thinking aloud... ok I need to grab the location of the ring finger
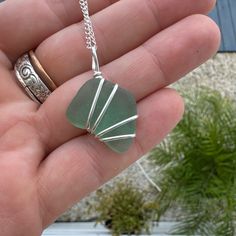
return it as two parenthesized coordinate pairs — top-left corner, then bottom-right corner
(0, 0), (118, 102)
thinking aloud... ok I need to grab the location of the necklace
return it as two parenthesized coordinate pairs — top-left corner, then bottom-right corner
(66, 0), (138, 153)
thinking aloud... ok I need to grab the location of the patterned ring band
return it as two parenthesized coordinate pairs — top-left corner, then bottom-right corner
(14, 53), (55, 104)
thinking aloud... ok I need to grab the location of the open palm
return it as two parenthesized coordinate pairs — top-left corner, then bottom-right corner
(0, 0), (220, 235)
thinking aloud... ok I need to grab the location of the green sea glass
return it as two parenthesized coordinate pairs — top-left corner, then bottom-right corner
(66, 78), (138, 153)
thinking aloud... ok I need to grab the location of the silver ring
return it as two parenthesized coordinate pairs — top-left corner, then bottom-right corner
(14, 53), (51, 104)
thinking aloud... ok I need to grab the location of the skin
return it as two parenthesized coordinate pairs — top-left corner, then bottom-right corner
(0, 0), (220, 235)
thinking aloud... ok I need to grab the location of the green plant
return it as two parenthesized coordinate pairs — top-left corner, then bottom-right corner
(92, 181), (158, 236)
(151, 87), (236, 236)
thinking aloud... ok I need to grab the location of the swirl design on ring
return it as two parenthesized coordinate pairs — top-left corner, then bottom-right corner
(20, 64), (38, 85)
(14, 54), (51, 103)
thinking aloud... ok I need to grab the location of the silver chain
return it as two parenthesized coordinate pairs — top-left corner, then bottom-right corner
(79, 0), (97, 49)
(78, 0), (101, 75)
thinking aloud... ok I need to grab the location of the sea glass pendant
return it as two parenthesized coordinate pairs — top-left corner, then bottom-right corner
(67, 75), (138, 153)
(66, 46), (138, 153)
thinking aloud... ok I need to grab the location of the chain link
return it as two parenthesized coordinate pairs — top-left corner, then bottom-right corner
(78, 0), (97, 49)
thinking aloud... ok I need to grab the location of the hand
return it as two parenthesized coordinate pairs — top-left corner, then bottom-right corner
(0, 0), (220, 235)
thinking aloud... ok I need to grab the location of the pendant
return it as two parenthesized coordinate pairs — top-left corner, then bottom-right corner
(66, 48), (138, 153)
(67, 76), (138, 153)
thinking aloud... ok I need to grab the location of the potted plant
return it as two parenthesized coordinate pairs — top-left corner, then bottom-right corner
(150, 87), (236, 236)
(90, 181), (158, 236)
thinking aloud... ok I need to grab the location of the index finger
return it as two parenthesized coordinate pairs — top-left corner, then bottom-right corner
(0, 0), (117, 62)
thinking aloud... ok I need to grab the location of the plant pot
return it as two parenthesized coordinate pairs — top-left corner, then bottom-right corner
(42, 222), (181, 235)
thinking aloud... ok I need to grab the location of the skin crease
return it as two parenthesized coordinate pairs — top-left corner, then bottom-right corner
(0, 0), (220, 235)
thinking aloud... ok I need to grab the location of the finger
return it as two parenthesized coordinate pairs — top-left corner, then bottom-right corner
(0, 0), (117, 102)
(37, 88), (184, 226)
(0, 0), (117, 61)
(0, 67), (29, 103)
(0, 50), (32, 103)
(36, 14), (220, 152)
(35, 0), (216, 84)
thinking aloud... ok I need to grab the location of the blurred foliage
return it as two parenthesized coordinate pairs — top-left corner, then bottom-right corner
(151, 87), (236, 236)
(90, 181), (158, 236)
